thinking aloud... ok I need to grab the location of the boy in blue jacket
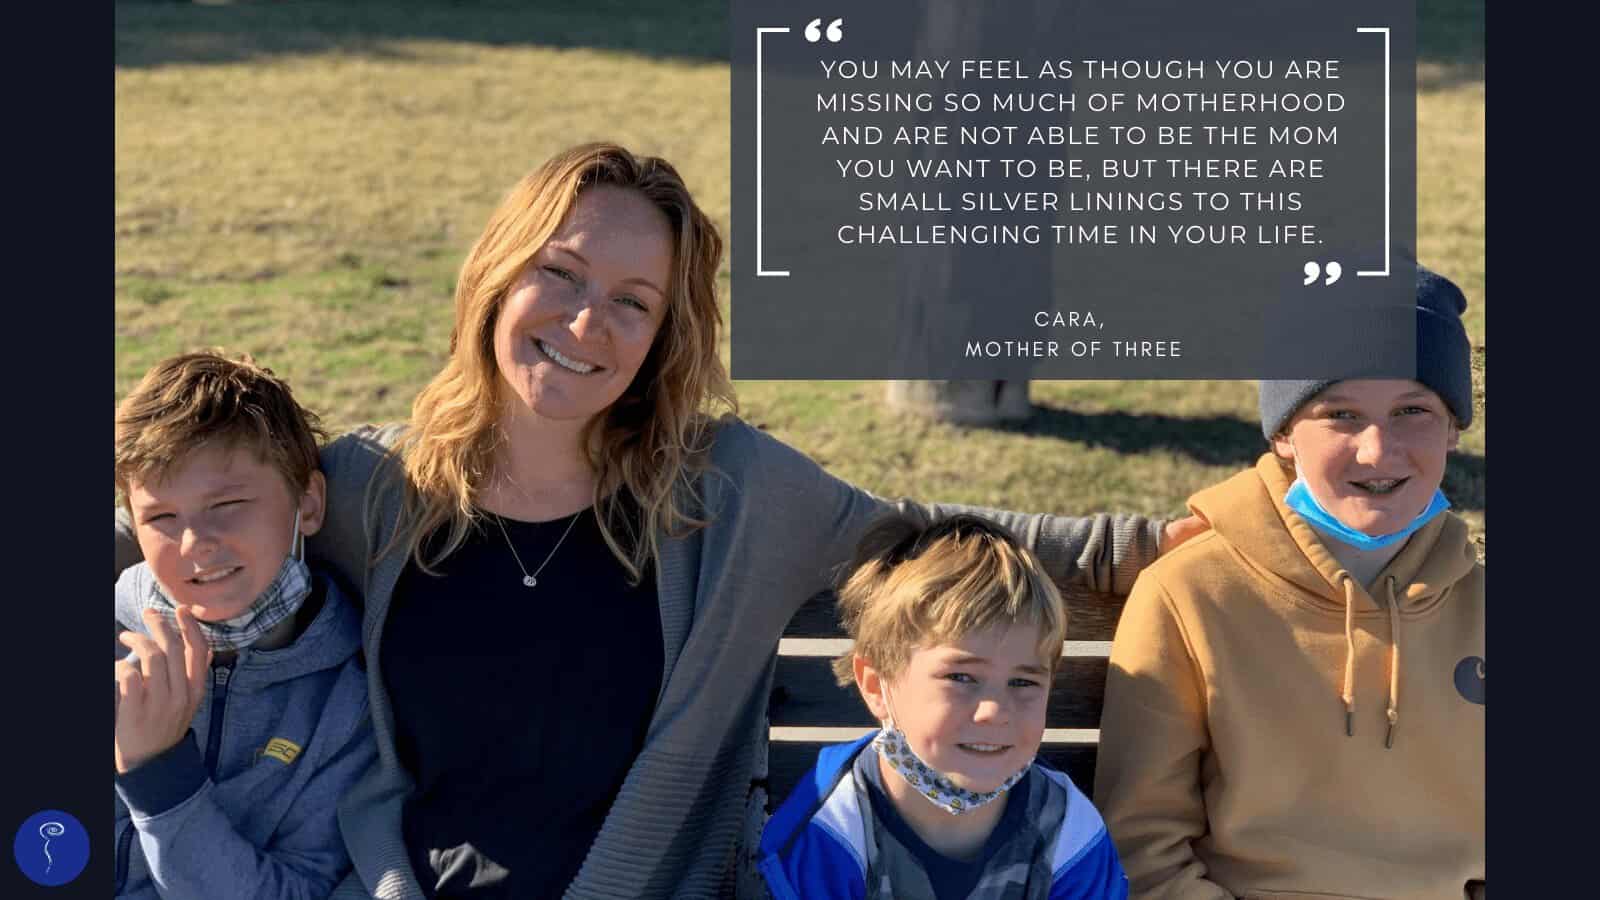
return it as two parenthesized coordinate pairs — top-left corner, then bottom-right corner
(113, 351), (376, 899)
(759, 514), (1128, 900)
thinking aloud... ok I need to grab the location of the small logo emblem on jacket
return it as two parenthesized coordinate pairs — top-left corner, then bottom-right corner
(261, 738), (303, 765)
(1453, 656), (1485, 705)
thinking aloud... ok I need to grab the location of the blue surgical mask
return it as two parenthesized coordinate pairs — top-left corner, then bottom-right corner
(1284, 478), (1450, 551)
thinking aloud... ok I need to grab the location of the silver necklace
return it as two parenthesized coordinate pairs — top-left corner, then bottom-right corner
(490, 509), (582, 588)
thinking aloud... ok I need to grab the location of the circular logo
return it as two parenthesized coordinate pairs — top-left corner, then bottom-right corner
(13, 810), (88, 886)
(1453, 656), (1486, 706)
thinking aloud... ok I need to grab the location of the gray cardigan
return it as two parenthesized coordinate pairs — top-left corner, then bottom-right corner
(115, 418), (1164, 899)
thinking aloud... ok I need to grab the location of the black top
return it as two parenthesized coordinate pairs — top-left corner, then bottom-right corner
(858, 746), (1031, 900)
(384, 502), (663, 899)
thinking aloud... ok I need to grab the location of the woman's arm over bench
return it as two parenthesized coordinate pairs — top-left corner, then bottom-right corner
(723, 418), (1169, 601)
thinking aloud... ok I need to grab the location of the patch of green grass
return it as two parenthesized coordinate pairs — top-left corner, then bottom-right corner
(115, 6), (732, 283)
(115, 264), (455, 431)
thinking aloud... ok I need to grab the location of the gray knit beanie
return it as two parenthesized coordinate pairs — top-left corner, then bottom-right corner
(1258, 263), (1473, 439)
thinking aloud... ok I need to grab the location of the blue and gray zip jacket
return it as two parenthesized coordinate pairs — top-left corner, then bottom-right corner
(114, 563), (376, 900)
(759, 733), (1128, 900)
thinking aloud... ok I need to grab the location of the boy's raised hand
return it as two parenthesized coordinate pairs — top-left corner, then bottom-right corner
(115, 607), (211, 774)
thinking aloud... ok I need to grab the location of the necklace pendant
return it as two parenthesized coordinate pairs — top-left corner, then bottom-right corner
(522, 575), (538, 588)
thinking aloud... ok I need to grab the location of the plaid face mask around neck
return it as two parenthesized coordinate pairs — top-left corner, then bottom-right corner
(141, 509), (312, 652)
(873, 694), (1030, 816)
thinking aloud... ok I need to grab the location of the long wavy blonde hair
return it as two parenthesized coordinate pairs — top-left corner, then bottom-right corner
(376, 143), (736, 582)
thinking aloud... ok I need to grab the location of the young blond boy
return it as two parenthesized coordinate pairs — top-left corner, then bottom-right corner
(113, 351), (376, 899)
(759, 514), (1129, 900)
(1093, 265), (1485, 899)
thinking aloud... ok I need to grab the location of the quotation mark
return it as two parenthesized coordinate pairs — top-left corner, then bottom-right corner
(804, 18), (844, 42)
(1302, 261), (1342, 285)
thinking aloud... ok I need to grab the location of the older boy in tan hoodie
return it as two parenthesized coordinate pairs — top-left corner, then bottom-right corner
(1094, 265), (1484, 900)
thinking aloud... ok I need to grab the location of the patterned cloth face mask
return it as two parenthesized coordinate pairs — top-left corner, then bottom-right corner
(142, 509), (313, 652)
(873, 690), (1030, 816)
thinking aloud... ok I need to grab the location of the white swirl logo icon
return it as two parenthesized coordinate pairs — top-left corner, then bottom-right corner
(38, 821), (64, 873)
(14, 810), (87, 885)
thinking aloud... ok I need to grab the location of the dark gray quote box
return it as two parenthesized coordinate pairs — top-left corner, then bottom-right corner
(731, 0), (1416, 379)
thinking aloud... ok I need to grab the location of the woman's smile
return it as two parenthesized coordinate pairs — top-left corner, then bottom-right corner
(535, 338), (601, 375)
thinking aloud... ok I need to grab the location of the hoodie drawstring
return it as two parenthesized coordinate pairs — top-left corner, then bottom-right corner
(1339, 574), (1357, 737)
(1384, 576), (1402, 749)
(1337, 571), (1404, 749)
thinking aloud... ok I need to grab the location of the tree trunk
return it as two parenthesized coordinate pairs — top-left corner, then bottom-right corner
(884, 380), (1032, 426)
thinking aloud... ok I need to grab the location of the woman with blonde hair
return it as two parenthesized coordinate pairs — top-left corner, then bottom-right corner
(115, 143), (1192, 899)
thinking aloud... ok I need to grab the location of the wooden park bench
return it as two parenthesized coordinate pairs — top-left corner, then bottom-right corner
(734, 582), (1125, 895)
